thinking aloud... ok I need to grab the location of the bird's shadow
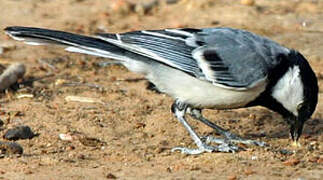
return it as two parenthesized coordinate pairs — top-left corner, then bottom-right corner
(245, 118), (322, 139)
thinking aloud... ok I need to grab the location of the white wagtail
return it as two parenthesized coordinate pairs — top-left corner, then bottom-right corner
(4, 26), (318, 154)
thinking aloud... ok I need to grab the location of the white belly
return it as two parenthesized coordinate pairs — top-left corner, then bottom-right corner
(144, 63), (266, 109)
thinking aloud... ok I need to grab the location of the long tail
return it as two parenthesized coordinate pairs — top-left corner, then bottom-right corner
(4, 26), (127, 60)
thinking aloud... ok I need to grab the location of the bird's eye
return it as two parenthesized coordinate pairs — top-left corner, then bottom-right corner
(297, 102), (305, 111)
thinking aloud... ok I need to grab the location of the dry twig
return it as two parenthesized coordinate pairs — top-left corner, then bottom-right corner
(65, 95), (105, 104)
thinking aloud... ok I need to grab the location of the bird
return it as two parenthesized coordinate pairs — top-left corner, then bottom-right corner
(4, 26), (318, 154)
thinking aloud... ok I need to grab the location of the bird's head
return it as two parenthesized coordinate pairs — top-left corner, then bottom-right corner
(271, 50), (318, 145)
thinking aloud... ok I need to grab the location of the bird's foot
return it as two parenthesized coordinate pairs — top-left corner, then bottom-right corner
(171, 143), (239, 155)
(204, 133), (267, 147)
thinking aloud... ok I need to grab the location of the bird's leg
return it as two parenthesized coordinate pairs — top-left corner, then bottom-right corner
(170, 100), (238, 154)
(188, 108), (266, 147)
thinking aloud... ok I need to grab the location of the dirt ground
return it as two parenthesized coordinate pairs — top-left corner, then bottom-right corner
(0, 0), (322, 179)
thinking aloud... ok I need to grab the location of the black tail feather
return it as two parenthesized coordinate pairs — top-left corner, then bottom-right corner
(4, 26), (123, 54)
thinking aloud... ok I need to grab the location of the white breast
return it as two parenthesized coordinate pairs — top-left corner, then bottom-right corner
(271, 65), (304, 116)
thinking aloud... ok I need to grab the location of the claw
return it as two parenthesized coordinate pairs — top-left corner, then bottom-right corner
(171, 101), (260, 155)
(189, 108), (268, 149)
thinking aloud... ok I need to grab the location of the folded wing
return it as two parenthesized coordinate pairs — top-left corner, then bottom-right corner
(97, 28), (289, 90)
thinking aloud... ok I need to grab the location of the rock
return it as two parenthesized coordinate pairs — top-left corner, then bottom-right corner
(0, 63), (26, 91)
(0, 141), (23, 155)
(3, 126), (35, 140)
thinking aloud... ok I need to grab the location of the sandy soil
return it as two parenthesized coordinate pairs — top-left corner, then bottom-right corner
(0, 0), (322, 179)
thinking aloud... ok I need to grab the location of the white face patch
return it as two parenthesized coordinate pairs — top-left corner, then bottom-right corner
(272, 66), (304, 116)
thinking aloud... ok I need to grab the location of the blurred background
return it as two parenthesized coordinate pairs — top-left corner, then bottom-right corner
(0, 0), (322, 179)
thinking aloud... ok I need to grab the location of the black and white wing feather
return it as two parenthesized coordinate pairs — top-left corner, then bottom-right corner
(97, 28), (290, 90)
(97, 29), (200, 76)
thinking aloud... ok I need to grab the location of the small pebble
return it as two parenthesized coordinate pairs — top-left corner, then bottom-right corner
(283, 158), (300, 166)
(308, 156), (319, 163)
(279, 149), (294, 155)
(94, 61), (121, 67)
(240, 0), (255, 6)
(66, 145), (75, 151)
(0, 119), (4, 127)
(3, 126), (35, 140)
(55, 79), (68, 86)
(227, 175), (237, 180)
(0, 141), (23, 155)
(296, 177), (306, 180)
(24, 170), (33, 175)
(317, 158), (323, 164)
(110, 0), (134, 16)
(106, 173), (117, 179)
(79, 137), (105, 147)
(244, 169), (255, 175)
(59, 133), (73, 141)
(251, 156), (258, 160)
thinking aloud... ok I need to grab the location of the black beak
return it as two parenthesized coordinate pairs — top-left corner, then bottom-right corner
(289, 117), (305, 144)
